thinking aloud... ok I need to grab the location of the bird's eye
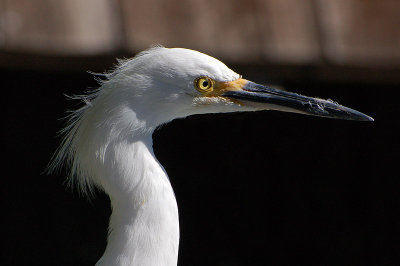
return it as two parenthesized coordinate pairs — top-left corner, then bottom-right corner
(194, 77), (214, 93)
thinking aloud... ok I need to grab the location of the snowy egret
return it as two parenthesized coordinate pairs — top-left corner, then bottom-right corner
(49, 47), (373, 266)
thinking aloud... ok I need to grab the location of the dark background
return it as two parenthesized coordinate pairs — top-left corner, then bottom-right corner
(1, 65), (398, 266)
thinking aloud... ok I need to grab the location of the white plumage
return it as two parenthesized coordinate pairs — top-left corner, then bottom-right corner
(49, 47), (372, 266)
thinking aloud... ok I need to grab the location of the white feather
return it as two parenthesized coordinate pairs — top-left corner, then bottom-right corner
(48, 47), (243, 266)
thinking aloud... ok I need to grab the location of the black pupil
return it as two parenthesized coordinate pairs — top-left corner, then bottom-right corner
(202, 80), (209, 87)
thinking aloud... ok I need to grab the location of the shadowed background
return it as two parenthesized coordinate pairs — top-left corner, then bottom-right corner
(1, 0), (399, 265)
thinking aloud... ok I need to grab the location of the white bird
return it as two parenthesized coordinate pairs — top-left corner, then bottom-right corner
(48, 47), (373, 266)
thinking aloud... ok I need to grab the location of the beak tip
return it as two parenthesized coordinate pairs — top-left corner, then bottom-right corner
(365, 116), (375, 122)
(347, 110), (374, 122)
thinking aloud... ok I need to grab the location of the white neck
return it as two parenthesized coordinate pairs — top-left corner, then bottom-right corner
(60, 89), (182, 265)
(95, 135), (179, 266)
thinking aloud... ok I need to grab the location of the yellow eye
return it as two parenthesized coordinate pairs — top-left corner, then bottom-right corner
(194, 76), (214, 93)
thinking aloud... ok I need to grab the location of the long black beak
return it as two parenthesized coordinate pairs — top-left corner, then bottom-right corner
(222, 81), (373, 121)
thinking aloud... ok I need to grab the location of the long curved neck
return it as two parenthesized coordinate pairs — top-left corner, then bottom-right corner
(95, 135), (179, 266)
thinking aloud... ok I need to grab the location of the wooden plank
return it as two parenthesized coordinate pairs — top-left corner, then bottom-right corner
(255, 0), (321, 63)
(1, 0), (121, 55)
(121, 0), (320, 64)
(120, 0), (263, 63)
(316, 0), (400, 66)
(3, 0), (399, 67)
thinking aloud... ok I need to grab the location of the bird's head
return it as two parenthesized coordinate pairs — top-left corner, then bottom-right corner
(49, 46), (373, 195)
(101, 46), (372, 128)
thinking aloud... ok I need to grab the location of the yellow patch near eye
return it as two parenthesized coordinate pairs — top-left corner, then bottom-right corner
(194, 77), (248, 97)
(219, 78), (247, 92)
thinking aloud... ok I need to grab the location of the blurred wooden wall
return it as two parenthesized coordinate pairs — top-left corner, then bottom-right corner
(1, 0), (399, 71)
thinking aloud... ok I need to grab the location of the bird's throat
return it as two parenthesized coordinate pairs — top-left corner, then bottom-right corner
(96, 137), (179, 266)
